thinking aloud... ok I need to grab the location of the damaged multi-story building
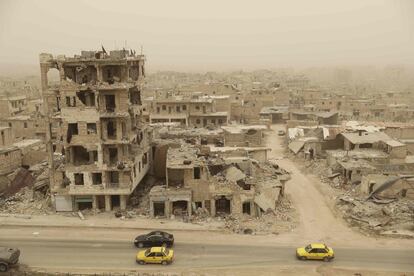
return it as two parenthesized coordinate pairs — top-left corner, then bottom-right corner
(149, 142), (289, 218)
(39, 49), (152, 211)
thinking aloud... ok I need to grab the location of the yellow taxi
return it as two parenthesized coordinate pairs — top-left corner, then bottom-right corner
(296, 243), (334, 261)
(136, 247), (174, 265)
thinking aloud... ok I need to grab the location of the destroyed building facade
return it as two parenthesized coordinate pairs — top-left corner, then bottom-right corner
(39, 49), (152, 211)
(149, 140), (288, 219)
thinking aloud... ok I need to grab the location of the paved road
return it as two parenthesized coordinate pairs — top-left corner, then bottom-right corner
(1, 236), (414, 272)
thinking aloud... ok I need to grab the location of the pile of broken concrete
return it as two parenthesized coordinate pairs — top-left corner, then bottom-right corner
(337, 194), (414, 238)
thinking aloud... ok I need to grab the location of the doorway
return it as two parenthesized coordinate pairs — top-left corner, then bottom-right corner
(215, 196), (231, 216)
(153, 202), (165, 217)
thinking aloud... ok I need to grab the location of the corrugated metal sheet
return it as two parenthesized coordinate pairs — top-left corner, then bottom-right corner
(288, 141), (305, 154)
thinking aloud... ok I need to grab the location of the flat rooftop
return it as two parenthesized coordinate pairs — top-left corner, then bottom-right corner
(326, 149), (389, 159)
(167, 146), (204, 169)
(209, 146), (270, 153)
(13, 139), (43, 148)
(221, 124), (267, 134)
(341, 131), (393, 144)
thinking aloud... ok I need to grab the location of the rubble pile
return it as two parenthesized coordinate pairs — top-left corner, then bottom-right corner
(0, 160), (53, 215)
(291, 155), (414, 238)
(297, 156), (350, 190)
(222, 196), (298, 235)
(29, 161), (50, 193)
(337, 194), (414, 238)
(130, 175), (162, 216)
(0, 186), (52, 215)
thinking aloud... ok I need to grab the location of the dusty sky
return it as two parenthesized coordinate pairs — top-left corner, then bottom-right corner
(0, 0), (413, 72)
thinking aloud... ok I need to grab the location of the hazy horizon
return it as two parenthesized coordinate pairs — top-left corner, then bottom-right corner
(1, 0), (413, 74)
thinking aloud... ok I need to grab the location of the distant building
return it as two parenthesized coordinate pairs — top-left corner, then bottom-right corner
(0, 95), (27, 117)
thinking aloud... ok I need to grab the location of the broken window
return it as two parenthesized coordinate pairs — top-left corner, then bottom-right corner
(195, 105), (200, 111)
(194, 202), (202, 209)
(237, 180), (250, 190)
(92, 173), (102, 185)
(129, 66), (140, 81)
(104, 94), (116, 112)
(142, 152), (148, 165)
(247, 129), (257, 135)
(194, 167), (201, 179)
(242, 202), (251, 215)
(67, 123), (78, 143)
(121, 122), (127, 139)
(74, 173), (84, 185)
(72, 146), (92, 165)
(66, 96), (76, 107)
(107, 120), (117, 139)
(77, 91), (95, 106)
(102, 65), (122, 84)
(87, 123), (97, 134)
(91, 150), (98, 162)
(23, 122), (28, 128)
(167, 168), (183, 186)
(136, 131), (142, 145)
(157, 107), (160, 113)
(359, 143), (372, 149)
(64, 65), (97, 84)
(129, 87), (141, 105)
(108, 147), (118, 165)
(108, 171), (119, 184)
(62, 172), (69, 188)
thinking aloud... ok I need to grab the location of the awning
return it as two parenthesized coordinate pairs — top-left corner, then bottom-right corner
(74, 196), (93, 203)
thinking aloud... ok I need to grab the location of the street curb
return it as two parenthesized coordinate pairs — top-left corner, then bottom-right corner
(0, 221), (224, 233)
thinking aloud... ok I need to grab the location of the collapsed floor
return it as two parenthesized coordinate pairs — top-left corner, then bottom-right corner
(220, 195), (298, 235)
(0, 161), (53, 215)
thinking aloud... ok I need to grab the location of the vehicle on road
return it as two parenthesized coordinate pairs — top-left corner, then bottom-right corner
(134, 231), (174, 248)
(0, 247), (20, 272)
(136, 247), (174, 265)
(277, 130), (285, 136)
(296, 243), (334, 261)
